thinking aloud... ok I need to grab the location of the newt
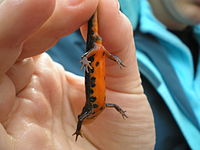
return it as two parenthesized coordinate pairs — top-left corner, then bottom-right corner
(73, 8), (128, 141)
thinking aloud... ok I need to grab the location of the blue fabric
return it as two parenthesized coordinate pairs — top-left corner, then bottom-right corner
(135, 30), (198, 150)
(48, 30), (85, 76)
(141, 74), (190, 150)
(119, 0), (140, 30)
(133, 0), (200, 149)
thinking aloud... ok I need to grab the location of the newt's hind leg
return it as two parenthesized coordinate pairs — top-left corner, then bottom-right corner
(72, 110), (92, 141)
(72, 119), (83, 142)
(106, 103), (128, 119)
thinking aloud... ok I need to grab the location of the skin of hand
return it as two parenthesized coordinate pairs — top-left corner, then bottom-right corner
(0, 0), (155, 150)
(149, 0), (200, 30)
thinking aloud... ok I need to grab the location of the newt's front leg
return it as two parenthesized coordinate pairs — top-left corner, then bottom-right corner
(80, 46), (99, 73)
(81, 45), (125, 71)
(103, 48), (126, 68)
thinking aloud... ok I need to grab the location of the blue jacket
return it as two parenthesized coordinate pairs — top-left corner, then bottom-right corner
(47, 0), (200, 149)
(128, 0), (200, 149)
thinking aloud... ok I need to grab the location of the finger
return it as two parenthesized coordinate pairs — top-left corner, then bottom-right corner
(5, 54), (59, 135)
(81, 0), (141, 94)
(0, 75), (15, 123)
(6, 58), (35, 94)
(14, 54), (61, 124)
(19, 0), (99, 60)
(0, 0), (55, 75)
(5, 54), (75, 149)
(0, 124), (13, 150)
(65, 71), (85, 116)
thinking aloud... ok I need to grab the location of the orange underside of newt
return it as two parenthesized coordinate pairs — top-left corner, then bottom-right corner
(72, 8), (127, 141)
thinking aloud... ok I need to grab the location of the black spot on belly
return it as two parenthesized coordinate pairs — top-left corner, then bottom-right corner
(91, 82), (96, 87)
(89, 88), (94, 94)
(91, 77), (96, 82)
(89, 96), (96, 102)
(90, 77), (96, 87)
(95, 61), (100, 67)
(103, 52), (105, 56)
(88, 55), (95, 62)
(100, 106), (104, 110)
(89, 67), (94, 73)
(93, 104), (99, 108)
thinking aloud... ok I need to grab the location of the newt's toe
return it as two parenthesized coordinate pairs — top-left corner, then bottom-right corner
(72, 130), (83, 142)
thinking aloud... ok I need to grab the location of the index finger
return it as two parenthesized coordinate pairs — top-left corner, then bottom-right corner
(0, 0), (55, 76)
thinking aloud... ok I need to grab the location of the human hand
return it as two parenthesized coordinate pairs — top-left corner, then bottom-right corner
(0, 0), (155, 150)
